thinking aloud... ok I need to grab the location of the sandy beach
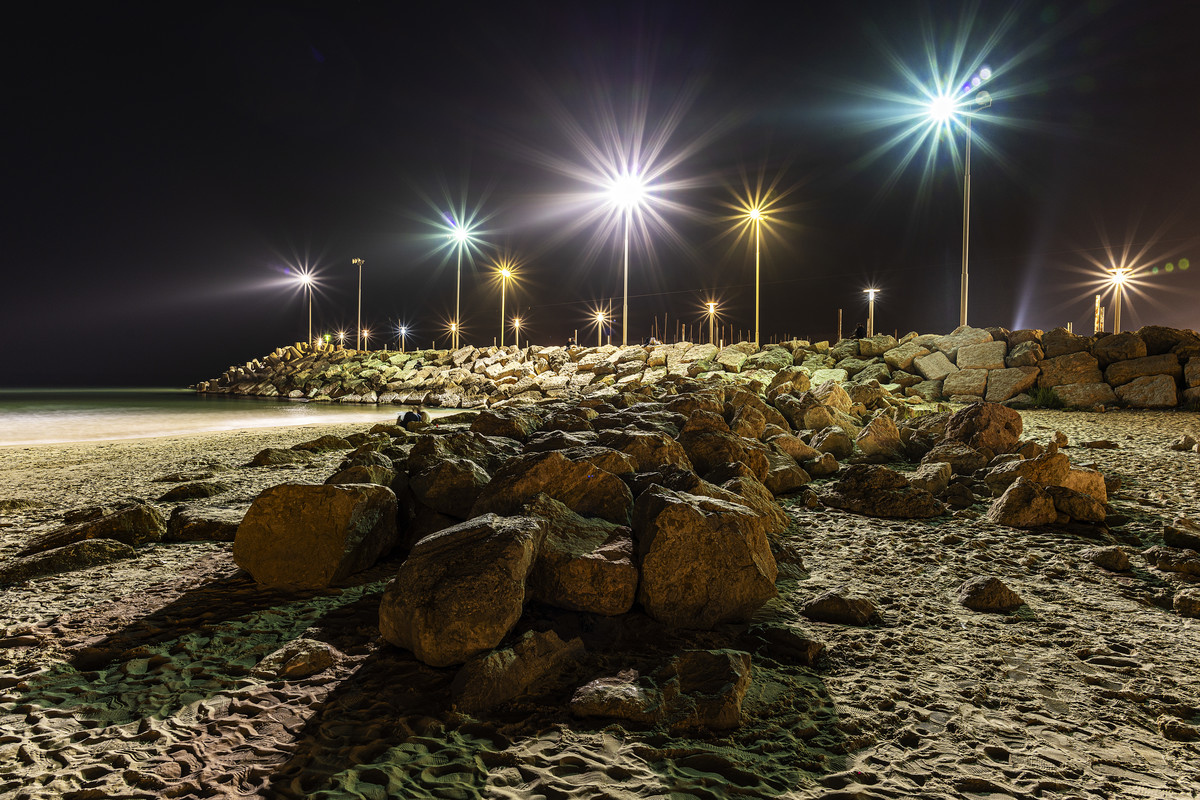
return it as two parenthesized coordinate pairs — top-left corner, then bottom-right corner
(2, 410), (1200, 799)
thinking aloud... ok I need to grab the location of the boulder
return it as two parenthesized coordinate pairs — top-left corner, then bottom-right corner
(984, 366), (1040, 403)
(801, 591), (875, 625)
(822, 464), (945, 519)
(252, 638), (340, 679)
(325, 464), (396, 486)
(858, 334), (899, 357)
(165, 506), (243, 542)
(471, 451), (633, 525)
(855, 414), (903, 461)
(1137, 325), (1200, 355)
(233, 483), (398, 589)
(632, 486), (778, 628)
(677, 429), (770, 481)
(379, 513), (546, 666)
(943, 369), (988, 398)
(1115, 375), (1178, 408)
(1005, 341), (1044, 368)
(810, 380), (854, 414)
(907, 461), (952, 494)
(1175, 588), (1200, 619)
(1054, 382), (1117, 408)
(409, 457), (490, 517)
(810, 426), (856, 460)
(18, 503), (166, 556)
(1042, 327), (1090, 359)
(920, 441), (989, 475)
(1186, 359), (1200, 388)
(933, 326), (993, 360)
(451, 629), (585, 712)
(985, 477), (1057, 528)
(1038, 352), (1103, 388)
(883, 341), (929, 372)
(1164, 517), (1200, 551)
(763, 449), (812, 495)
(470, 408), (543, 441)
(944, 402), (1023, 457)
(246, 447), (313, 467)
(914, 351), (958, 382)
(570, 669), (665, 725)
(0, 539), (137, 585)
(291, 434), (355, 452)
(958, 576), (1024, 612)
(1080, 546), (1130, 572)
(956, 340), (1008, 370)
(767, 433), (822, 463)
(597, 429), (694, 472)
(1044, 485), (1106, 523)
(526, 495), (638, 616)
(1061, 467), (1108, 504)
(157, 480), (230, 502)
(1092, 332), (1147, 366)
(1104, 353), (1182, 387)
(983, 450), (1070, 495)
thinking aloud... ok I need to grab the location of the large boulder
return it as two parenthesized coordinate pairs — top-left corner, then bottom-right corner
(1038, 352), (1103, 388)
(1054, 382), (1118, 408)
(985, 477), (1057, 528)
(526, 495), (638, 616)
(956, 340), (1007, 370)
(408, 457), (490, 517)
(920, 441), (988, 475)
(18, 503), (166, 556)
(379, 513), (546, 666)
(165, 506), (243, 542)
(632, 486), (778, 629)
(858, 334), (899, 357)
(821, 464), (945, 519)
(958, 576), (1024, 612)
(985, 366), (1040, 403)
(944, 402), (1023, 457)
(1042, 327), (1090, 359)
(855, 414), (903, 461)
(1092, 332), (1147, 366)
(1005, 341), (1044, 367)
(883, 341), (929, 372)
(1104, 353), (1182, 387)
(1137, 325), (1200, 355)
(677, 429), (770, 481)
(451, 629), (585, 713)
(471, 451), (633, 525)
(1115, 375), (1178, 408)
(983, 450), (1070, 495)
(943, 369), (988, 398)
(597, 429), (694, 472)
(809, 380), (854, 414)
(233, 483), (398, 590)
(914, 351), (958, 382)
(933, 326), (993, 360)
(0, 539), (137, 585)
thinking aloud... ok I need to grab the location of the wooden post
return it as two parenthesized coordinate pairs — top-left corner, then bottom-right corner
(837, 308), (843, 342)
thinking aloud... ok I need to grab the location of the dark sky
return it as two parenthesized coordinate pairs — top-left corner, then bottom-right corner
(6, 0), (1200, 387)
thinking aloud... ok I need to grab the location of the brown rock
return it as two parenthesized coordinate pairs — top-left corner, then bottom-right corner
(801, 590), (875, 625)
(19, 503), (166, 556)
(379, 513), (545, 666)
(678, 429), (770, 481)
(1054, 382), (1118, 408)
(633, 486), (778, 629)
(233, 483), (398, 589)
(1164, 517), (1200, 551)
(822, 464), (945, 519)
(0, 539), (137, 585)
(1081, 546), (1129, 572)
(1115, 374), (1178, 408)
(956, 340), (1007, 370)
(165, 506), (242, 542)
(985, 476), (1057, 528)
(1174, 587), (1200, 619)
(983, 450), (1070, 495)
(1091, 332), (1147, 366)
(944, 402), (1023, 456)
(409, 457), (490, 517)
(471, 451), (633, 525)
(1038, 351), (1103, 388)
(1044, 485), (1106, 523)
(1005, 340), (1044, 367)
(985, 366), (1040, 403)
(1042, 327), (1091, 359)
(470, 408), (543, 441)
(958, 576), (1024, 612)
(451, 629), (585, 712)
(921, 441), (988, 475)
(596, 428), (694, 472)
(943, 368), (988, 398)
(1104, 353), (1182, 387)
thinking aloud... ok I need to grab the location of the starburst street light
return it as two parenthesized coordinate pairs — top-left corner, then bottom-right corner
(512, 317), (522, 350)
(295, 270), (314, 345)
(352, 258), (366, 350)
(593, 310), (607, 348)
(1108, 267), (1130, 334)
(607, 170), (647, 347)
(705, 301), (719, 346)
(492, 258), (519, 348)
(398, 325), (408, 353)
(864, 288), (880, 337)
(924, 67), (994, 328)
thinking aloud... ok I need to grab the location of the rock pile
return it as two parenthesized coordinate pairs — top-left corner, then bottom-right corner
(195, 324), (1200, 410)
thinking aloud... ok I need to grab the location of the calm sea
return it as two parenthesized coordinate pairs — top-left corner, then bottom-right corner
(0, 389), (407, 446)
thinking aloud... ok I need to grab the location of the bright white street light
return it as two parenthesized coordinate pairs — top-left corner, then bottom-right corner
(608, 170), (647, 347)
(1109, 267), (1130, 333)
(864, 288), (879, 337)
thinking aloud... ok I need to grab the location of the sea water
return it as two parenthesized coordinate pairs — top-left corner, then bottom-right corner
(0, 389), (407, 446)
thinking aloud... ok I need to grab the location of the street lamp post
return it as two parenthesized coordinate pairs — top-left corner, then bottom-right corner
(1110, 267), (1129, 333)
(499, 266), (512, 347)
(608, 173), (645, 347)
(864, 288), (878, 337)
(595, 311), (606, 348)
(399, 325), (408, 353)
(749, 208), (762, 347)
(352, 258), (365, 349)
(297, 272), (313, 345)
(513, 317), (522, 350)
(361, 328), (371, 350)
(706, 301), (717, 346)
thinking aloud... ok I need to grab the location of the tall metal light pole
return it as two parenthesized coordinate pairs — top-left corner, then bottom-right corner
(752, 209), (761, 347)
(1110, 267), (1129, 333)
(352, 258), (365, 349)
(864, 288), (878, 337)
(608, 172), (645, 347)
(595, 311), (606, 348)
(499, 266), (512, 347)
(959, 91), (990, 328)
(297, 272), (313, 345)
(513, 317), (522, 350)
(706, 301), (717, 345)
(399, 325), (408, 353)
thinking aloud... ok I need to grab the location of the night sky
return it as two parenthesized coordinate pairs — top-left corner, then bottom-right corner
(6, 1), (1200, 388)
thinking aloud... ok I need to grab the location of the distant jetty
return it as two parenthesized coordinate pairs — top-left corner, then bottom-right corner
(195, 324), (1200, 410)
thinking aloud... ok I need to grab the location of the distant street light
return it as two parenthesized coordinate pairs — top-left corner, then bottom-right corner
(336, 329), (347, 347)
(608, 171), (647, 347)
(746, 208), (763, 347)
(1109, 267), (1130, 333)
(928, 67), (993, 328)
(497, 262), (513, 347)
(705, 301), (718, 345)
(512, 317), (522, 350)
(398, 325), (408, 353)
(361, 328), (371, 350)
(594, 310), (607, 348)
(864, 288), (879, 337)
(352, 258), (365, 349)
(447, 222), (480, 350)
(448, 322), (458, 350)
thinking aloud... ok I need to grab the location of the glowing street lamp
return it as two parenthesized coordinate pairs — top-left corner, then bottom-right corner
(398, 325), (408, 353)
(512, 317), (522, 350)
(594, 310), (607, 348)
(352, 258), (366, 349)
(336, 329), (347, 348)
(608, 171), (646, 347)
(448, 321), (458, 349)
(296, 271), (313, 345)
(361, 328), (371, 350)
(447, 223), (479, 350)
(927, 67), (993, 327)
(864, 288), (879, 337)
(746, 208), (763, 347)
(496, 262), (514, 347)
(705, 301), (718, 346)
(1109, 267), (1130, 333)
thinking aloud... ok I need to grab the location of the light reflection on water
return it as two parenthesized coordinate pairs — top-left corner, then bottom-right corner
(0, 389), (410, 446)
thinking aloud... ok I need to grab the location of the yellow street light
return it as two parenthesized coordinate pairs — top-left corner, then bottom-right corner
(864, 288), (879, 337)
(352, 258), (365, 349)
(1109, 267), (1130, 333)
(296, 271), (313, 345)
(705, 301), (718, 345)
(594, 310), (607, 348)
(512, 316), (522, 350)
(361, 328), (371, 350)
(494, 259), (518, 347)
(398, 325), (408, 353)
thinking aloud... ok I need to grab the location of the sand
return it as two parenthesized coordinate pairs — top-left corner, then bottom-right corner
(1, 411), (1199, 798)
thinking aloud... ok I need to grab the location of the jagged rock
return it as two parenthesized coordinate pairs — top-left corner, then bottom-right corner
(233, 483), (397, 589)
(1115, 375), (1178, 408)
(246, 447), (314, 467)
(408, 457), (490, 517)
(1105, 353), (1182, 387)
(1042, 327), (1091, 359)
(680, 408), (729, 434)
(1054, 382), (1118, 408)
(983, 450), (1070, 495)
(678, 429), (770, 481)
(933, 326), (993, 360)
(325, 464), (396, 486)
(19, 503), (166, 556)
(470, 408), (543, 441)
(1092, 332), (1147, 366)
(633, 486), (778, 628)
(985, 366), (1040, 403)
(526, 495), (637, 616)
(1174, 588), (1200, 619)
(1038, 352), (1102, 388)
(0, 539), (137, 585)
(1005, 340), (1044, 367)
(801, 591), (875, 625)
(252, 638), (340, 679)
(472, 451), (633, 525)
(883, 341), (929, 371)
(1170, 435), (1198, 452)
(943, 369), (988, 398)
(810, 380), (854, 414)
(380, 513), (545, 666)
(744, 624), (825, 665)
(804, 452), (840, 478)
(767, 433), (822, 463)
(291, 434), (355, 452)
(597, 429), (694, 472)
(707, 465), (791, 534)
(822, 464), (945, 519)
(907, 461), (952, 494)
(958, 576), (1024, 612)
(452, 629), (585, 713)
(763, 449), (812, 495)
(1142, 546), (1200, 576)
(1061, 467), (1108, 503)
(914, 351), (958, 381)
(559, 445), (638, 477)
(944, 402), (1023, 457)
(855, 414), (903, 461)
(165, 506), (242, 542)
(156, 480), (230, 502)
(1137, 325), (1200, 355)
(570, 669), (665, 724)
(1045, 485), (1106, 523)
(1164, 517), (1200, 551)
(1080, 546), (1129, 572)
(1186, 359), (1200, 388)
(985, 476), (1057, 527)
(729, 404), (767, 439)
(956, 340), (1007, 370)
(920, 441), (987, 475)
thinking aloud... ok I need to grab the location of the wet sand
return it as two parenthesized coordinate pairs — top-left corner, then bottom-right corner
(1, 410), (1199, 799)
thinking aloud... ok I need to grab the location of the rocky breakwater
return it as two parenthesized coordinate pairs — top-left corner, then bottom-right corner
(196, 323), (1200, 412)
